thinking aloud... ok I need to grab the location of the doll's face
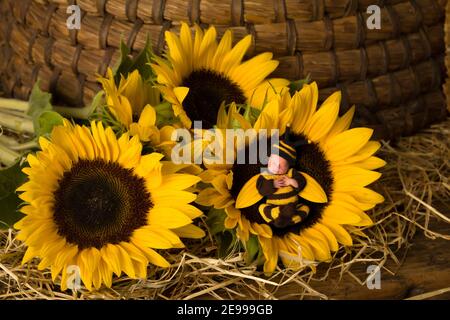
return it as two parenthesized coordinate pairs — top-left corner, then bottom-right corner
(267, 154), (289, 175)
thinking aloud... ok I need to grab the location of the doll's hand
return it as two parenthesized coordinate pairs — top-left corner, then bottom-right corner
(285, 178), (299, 188)
(274, 179), (285, 188)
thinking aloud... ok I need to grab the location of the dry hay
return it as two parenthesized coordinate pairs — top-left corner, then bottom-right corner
(0, 119), (449, 300)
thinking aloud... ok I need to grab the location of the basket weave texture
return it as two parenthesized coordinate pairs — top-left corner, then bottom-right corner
(0, 0), (448, 140)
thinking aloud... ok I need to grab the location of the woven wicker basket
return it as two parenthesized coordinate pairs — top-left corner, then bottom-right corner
(445, 0), (450, 110)
(0, 0), (448, 140)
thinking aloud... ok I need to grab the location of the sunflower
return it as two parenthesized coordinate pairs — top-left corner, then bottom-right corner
(151, 22), (289, 129)
(196, 82), (385, 273)
(98, 68), (175, 152)
(14, 121), (205, 291)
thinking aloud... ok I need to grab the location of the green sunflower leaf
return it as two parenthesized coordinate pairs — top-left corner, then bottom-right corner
(206, 208), (227, 236)
(131, 38), (156, 81)
(289, 74), (311, 95)
(154, 102), (177, 127)
(113, 36), (155, 83)
(113, 40), (133, 82)
(206, 208), (239, 258)
(37, 111), (64, 136)
(245, 234), (261, 264)
(27, 82), (65, 138)
(246, 106), (262, 126)
(0, 161), (27, 227)
(27, 81), (52, 120)
(255, 244), (266, 267)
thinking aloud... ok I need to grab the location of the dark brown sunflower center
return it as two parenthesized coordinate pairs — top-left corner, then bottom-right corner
(230, 134), (333, 236)
(53, 159), (152, 249)
(181, 69), (246, 128)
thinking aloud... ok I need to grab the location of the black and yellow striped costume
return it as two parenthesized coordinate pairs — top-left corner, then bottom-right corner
(256, 168), (310, 228)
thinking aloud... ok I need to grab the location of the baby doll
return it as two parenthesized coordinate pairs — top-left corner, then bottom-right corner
(256, 138), (311, 229)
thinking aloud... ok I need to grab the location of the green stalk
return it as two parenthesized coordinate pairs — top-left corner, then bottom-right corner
(9, 141), (38, 151)
(0, 111), (34, 134)
(0, 93), (103, 121)
(0, 98), (29, 113)
(0, 108), (31, 119)
(0, 134), (19, 146)
(0, 135), (37, 150)
(53, 92), (103, 120)
(53, 104), (97, 120)
(0, 143), (21, 167)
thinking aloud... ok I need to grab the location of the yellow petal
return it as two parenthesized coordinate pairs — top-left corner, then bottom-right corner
(134, 152), (163, 174)
(333, 192), (376, 211)
(235, 174), (263, 209)
(133, 228), (174, 249)
(334, 141), (381, 165)
(321, 220), (353, 246)
(159, 173), (200, 191)
(326, 105), (355, 139)
(353, 156), (387, 170)
(324, 128), (374, 162)
(286, 233), (315, 261)
(101, 244), (122, 276)
(152, 190), (197, 206)
(300, 232), (331, 261)
(322, 202), (362, 225)
(221, 35), (252, 74)
(313, 223), (339, 252)
(333, 167), (382, 189)
(259, 237), (278, 274)
(224, 216), (238, 229)
(298, 172), (328, 203)
(148, 207), (192, 228)
(304, 91), (340, 141)
(138, 245), (170, 268)
(302, 228), (330, 253)
(116, 245), (136, 278)
(213, 29), (232, 71)
(349, 187), (385, 204)
(196, 188), (221, 207)
(173, 86), (190, 103)
(138, 105), (157, 126)
(211, 174), (230, 196)
(167, 204), (203, 219)
(251, 223), (272, 238)
(172, 224), (206, 239)
(290, 82), (319, 134)
(352, 211), (374, 227)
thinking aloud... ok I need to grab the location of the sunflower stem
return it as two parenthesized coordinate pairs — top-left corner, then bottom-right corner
(0, 111), (34, 134)
(0, 143), (21, 167)
(0, 95), (100, 120)
(53, 103), (98, 120)
(0, 134), (21, 147)
(9, 141), (39, 151)
(0, 98), (29, 113)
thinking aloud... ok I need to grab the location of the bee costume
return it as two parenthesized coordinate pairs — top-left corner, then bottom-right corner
(257, 138), (311, 229)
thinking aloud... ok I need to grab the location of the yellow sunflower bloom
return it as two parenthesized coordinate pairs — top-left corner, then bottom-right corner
(15, 121), (205, 291)
(151, 22), (289, 129)
(197, 82), (385, 273)
(98, 68), (175, 150)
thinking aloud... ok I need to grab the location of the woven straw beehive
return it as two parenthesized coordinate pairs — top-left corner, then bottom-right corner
(0, 0), (448, 140)
(445, 0), (450, 110)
